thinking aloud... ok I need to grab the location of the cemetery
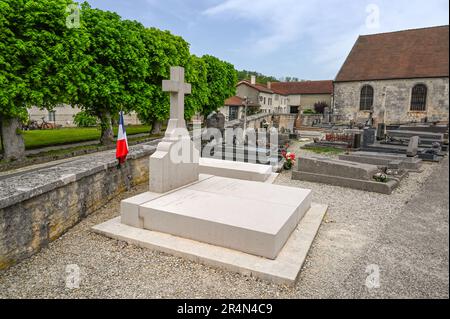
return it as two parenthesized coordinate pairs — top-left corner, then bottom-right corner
(0, 1), (448, 300)
(92, 67), (327, 285)
(0, 63), (448, 298)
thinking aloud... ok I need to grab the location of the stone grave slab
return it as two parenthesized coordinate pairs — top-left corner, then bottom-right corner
(92, 203), (327, 286)
(296, 154), (378, 180)
(292, 155), (400, 194)
(139, 176), (312, 260)
(339, 152), (423, 171)
(94, 66), (326, 285)
(198, 157), (273, 182)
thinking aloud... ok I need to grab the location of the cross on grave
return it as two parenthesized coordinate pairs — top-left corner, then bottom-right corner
(162, 66), (191, 131)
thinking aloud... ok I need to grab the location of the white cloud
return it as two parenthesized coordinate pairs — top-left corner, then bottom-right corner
(203, 0), (448, 78)
(203, 0), (319, 54)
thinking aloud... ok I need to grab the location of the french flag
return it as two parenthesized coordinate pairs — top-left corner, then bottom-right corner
(116, 111), (129, 164)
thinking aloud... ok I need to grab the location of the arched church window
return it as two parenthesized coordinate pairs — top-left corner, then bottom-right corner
(410, 84), (427, 111)
(360, 85), (374, 111)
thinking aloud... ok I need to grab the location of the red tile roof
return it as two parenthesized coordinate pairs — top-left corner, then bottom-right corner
(271, 81), (333, 95)
(237, 80), (274, 93)
(237, 80), (333, 95)
(335, 25), (449, 82)
(224, 96), (259, 107)
(224, 96), (244, 106)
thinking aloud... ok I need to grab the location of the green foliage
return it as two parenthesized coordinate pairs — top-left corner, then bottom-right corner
(201, 55), (237, 117)
(303, 109), (317, 115)
(0, 0), (87, 118)
(73, 111), (98, 127)
(304, 146), (344, 155)
(134, 27), (191, 126)
(20, 125), (151, 149)
(185, 55), (208, 120)
(314, 101), (329, 114)
(281, 76), (300, 82)
(1, 0), (241, 149)
(74, 4), (148, 130)
(237, 70), (278, 84)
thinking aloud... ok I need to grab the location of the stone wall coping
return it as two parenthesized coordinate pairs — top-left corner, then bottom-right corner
(0, 143), (157, 210)
(225, 112), (297, 128)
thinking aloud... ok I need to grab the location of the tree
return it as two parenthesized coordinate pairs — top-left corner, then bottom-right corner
(201, 55), (237, 118)
(74, 3), (148, 145)
(134, 27), (191, 134)
(237, 70), (278, 84)
(0, 0), (87, 159)
(184, 55), (208, 121)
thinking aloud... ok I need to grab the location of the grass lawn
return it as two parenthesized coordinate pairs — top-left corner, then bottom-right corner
(303, 146), (345, 155)
(0, 125), (151, 150)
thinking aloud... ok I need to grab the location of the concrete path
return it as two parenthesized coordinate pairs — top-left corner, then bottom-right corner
(339, 156), (449, 298)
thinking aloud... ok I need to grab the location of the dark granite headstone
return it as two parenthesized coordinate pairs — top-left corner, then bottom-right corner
(377, 123), (386, 140)
(362, 128), (376, 147)
(353, 133), (362, 149)
(206, 112), (225, 136)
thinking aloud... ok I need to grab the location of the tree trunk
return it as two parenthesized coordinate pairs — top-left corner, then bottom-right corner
(100, 112), (114, 145)
(0, 117), (26, 161)
(151, 119), (162, 135)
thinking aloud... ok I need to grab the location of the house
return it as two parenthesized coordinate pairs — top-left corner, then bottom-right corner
(28, 105), (141, 127)
(220, 96), (260, 121)
(219, 76), (333, 121)
(334, 25), (449, 125)
(270, 80), (333, 114)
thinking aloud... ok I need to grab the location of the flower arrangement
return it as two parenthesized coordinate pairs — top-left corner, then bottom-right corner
(282, 149), (296, 170)
(373, 172), (388, 183)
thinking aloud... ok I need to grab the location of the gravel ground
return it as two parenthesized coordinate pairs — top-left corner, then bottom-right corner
(0, 142), (448, 299)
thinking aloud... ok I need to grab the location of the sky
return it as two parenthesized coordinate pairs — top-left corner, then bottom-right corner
(84, 0), (449, 80)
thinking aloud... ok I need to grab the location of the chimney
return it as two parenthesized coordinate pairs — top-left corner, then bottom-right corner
(267, 81), (271, 89)
(250, 75), (256, 85)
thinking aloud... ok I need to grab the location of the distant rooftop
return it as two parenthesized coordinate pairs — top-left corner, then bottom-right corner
(237, 80), (333, 95)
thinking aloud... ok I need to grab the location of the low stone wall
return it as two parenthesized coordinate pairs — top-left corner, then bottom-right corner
(0, 144), (155, 270)
(300, 114), (323, 127)
(225, 112), (295, 131)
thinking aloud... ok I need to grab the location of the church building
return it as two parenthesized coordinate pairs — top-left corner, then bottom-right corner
(333, 25), (449, 125)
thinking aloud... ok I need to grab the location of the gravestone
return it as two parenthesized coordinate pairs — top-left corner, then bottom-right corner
(377, 123), (386, 141)
(94, 66), (328, 284)
(291, 154), (402, 194)
(353, 133), (362, 149)
(407, 136), (419, 157)
(295, 155), (378, 180)
(149, 66), (199, 193)
(339, 152), (422, 171)
(362, 128), (376, 147)
(323, 107), (330, 124)
(206, 112), (225, 137)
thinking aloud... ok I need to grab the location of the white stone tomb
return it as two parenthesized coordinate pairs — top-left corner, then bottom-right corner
(93, 66), (327, 284)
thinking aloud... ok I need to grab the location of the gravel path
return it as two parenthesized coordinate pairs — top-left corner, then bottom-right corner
(0, 142), (448, 299)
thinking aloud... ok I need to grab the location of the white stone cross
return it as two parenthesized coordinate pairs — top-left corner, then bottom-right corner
(162, 66), (191, 128)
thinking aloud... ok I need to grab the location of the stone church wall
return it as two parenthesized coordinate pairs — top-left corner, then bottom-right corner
(334, 77), (449, 124)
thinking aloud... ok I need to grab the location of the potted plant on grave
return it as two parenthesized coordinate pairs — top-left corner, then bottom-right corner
(373, 172), (388, 183)
(282, 149), (296, 170)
